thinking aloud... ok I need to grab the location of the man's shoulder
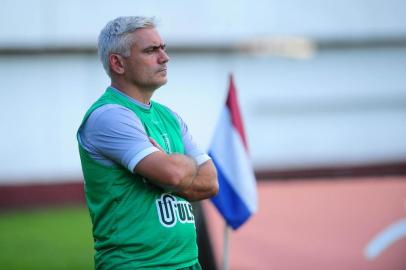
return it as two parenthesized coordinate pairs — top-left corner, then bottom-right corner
(151, 101), (178, 117)
(91, 103), (131, 116)
(151, 100), (169, 110)
(83, 104), (139, 130)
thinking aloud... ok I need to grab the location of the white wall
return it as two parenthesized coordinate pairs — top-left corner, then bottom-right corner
(1, 0), (406, 46)
(0, 1), (406, 183)
(1, 48), (406, 183)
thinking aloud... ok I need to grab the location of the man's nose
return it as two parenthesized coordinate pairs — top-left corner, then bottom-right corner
(158, 49), (170, 64)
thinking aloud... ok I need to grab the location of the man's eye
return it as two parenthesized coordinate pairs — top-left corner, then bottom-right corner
(145, 45), (166, 54)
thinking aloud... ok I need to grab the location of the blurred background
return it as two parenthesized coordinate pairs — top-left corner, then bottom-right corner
(0, 0), (405, 269)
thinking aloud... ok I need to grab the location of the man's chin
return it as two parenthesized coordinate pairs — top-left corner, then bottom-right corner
(147, 78), (167, 91)
(158, 77), (168, 86)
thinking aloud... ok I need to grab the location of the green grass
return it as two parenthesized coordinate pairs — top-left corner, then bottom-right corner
(0, 205), (94, 270)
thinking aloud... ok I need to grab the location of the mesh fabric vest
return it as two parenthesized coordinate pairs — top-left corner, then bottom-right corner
(78, 88), (198, 270)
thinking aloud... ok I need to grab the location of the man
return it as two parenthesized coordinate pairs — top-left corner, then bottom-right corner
(77, 16), (218, 270)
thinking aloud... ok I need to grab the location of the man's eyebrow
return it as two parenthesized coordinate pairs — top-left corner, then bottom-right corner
(142, 44), (166, 51)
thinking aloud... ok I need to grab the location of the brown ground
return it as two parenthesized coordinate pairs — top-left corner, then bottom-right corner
(204, 176), (406, 270)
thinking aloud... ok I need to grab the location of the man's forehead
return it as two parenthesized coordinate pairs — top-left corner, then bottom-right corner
(131, 28), (163, 47)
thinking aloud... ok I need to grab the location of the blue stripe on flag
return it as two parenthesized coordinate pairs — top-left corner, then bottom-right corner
(209, 153), (251, 229)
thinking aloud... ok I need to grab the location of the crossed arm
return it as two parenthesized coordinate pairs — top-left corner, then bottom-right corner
(134, 141), (218, 202)
(175, 159), (218, 202)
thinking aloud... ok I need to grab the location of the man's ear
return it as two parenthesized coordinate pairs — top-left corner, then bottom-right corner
(109, 54), (125, 75)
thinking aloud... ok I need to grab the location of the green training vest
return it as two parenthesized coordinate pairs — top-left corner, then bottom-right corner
(78, 88), (198, 270)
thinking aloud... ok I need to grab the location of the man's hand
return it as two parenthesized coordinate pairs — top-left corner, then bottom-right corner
(176, 159), (218, 202)
(134, 138), (197, 191)
(137, 137), (218, 201)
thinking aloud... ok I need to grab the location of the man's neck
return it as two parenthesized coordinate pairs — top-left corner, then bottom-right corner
(111, 81), (154, 105)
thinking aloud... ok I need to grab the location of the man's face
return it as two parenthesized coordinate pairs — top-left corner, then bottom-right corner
(122, 27), (169, 91)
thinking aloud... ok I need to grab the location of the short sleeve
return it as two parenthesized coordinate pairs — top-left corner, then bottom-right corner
(78, 104), (159, 171)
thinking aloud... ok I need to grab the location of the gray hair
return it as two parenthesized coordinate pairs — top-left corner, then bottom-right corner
(98, 16), (157, 76)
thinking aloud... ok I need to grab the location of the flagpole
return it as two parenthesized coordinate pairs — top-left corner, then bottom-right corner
(209, 74), (258, 268)
(223, 223), (230, 270)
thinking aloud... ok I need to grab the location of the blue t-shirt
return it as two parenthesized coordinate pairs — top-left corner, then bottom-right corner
(78, 87), (210, 172)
